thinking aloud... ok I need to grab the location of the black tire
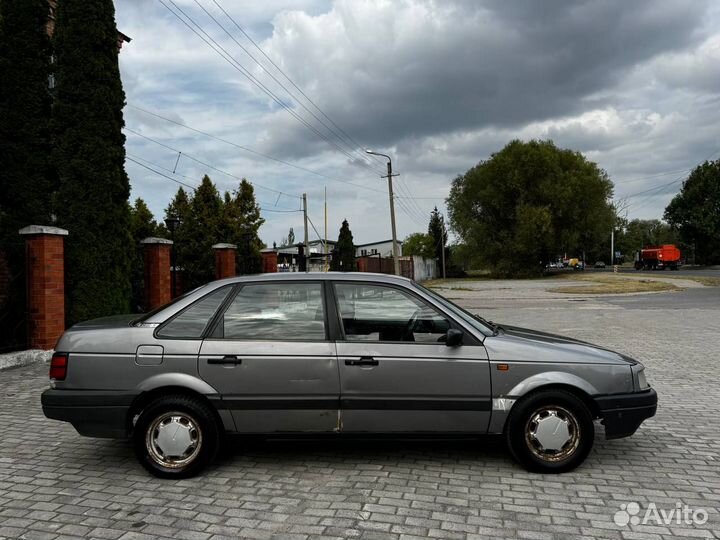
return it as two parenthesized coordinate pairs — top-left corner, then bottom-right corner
(133, 394), (221, 479)
(505, 389), (594, 473)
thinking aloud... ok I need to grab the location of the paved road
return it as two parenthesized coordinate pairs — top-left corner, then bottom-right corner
(1, 283), (719, 539)
(571, 267), (720, 278)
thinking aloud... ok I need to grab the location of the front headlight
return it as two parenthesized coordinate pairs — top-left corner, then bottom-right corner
(636, 368), (650, 390)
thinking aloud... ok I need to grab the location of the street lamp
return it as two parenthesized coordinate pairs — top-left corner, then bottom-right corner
(366, 149), (400, 276)
(164, 216), (180, 297)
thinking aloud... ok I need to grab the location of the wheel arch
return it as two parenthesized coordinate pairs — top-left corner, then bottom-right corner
(127, 375), (225, 435)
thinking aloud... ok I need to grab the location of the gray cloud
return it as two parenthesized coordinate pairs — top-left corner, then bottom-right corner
(115, 0), (720, 245)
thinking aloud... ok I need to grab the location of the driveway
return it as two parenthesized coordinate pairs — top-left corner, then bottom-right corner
(0, 281), (718, 539)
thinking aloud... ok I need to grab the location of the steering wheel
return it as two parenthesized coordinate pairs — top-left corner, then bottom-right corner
(403, 308), (423, 341)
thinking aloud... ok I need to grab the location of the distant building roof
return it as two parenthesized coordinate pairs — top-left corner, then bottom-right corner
(355, 239), (403, 248)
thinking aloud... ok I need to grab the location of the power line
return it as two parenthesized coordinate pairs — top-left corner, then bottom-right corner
(125, 127), (300, 200)
(127, 153), (302, 211)
(127, 156), (198, 191)
(195, 0), (384, 176)
(158, 0), (384, 176)
(127, 105), (387, 195)
(127, 156), (302, 214)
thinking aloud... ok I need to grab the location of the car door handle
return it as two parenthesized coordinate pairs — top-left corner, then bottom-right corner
(345, 356), (379, 367)
(207, 355), (242, 365)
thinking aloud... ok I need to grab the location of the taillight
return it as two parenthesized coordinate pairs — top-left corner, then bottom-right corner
(49, 353), (68, 381)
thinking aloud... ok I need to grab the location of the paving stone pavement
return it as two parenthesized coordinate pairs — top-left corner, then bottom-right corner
(1, 282), (719, 540)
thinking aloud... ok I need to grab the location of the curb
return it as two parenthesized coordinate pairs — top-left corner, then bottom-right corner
(0, 349), (52, 371)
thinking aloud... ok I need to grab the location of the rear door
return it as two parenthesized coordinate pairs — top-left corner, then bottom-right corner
(198, 281), (340, 433)
(333, 281), (491, 433)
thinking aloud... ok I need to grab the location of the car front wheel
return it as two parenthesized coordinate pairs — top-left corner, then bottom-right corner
(505, 389), (594, 473)
(133, 394), (221, 479)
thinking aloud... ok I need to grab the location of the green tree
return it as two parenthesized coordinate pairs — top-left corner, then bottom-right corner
(0, 0), (54, 346)
(178, 176), (222, 288)
(402, 232), (434, 258)
(129, 198), (159, 311)
(52, 0), (133, 323)
(664, 159), (720, 265)
(447, 140), (615, 276)
(226, 179), (265, 275)
(428, 207), (448, 263)
(331, 219), (355, 271)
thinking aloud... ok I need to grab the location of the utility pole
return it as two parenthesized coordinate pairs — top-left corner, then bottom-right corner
(324, 186), (328, 272)
(440, 214), (447, 279)
(366, 150), (400, 276)
(303, 193), (309, 273)
(610, 229), (614, 267)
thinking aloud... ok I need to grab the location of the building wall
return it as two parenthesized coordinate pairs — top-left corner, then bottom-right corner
(356, 241), (400, 258)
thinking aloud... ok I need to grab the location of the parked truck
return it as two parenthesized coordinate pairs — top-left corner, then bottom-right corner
(634, 244), (681, 270)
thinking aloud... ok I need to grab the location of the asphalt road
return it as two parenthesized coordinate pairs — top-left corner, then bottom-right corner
(576, 266), (720, 278)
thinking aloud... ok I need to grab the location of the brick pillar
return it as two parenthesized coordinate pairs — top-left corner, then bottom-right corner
(141, 237), (172, 311)
(19, 225), (68, 350)
(261, 250), (278, 273)
(212, 243), (237, 280)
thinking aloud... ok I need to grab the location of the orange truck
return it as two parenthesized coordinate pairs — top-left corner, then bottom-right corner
(634, 244), (681, 270)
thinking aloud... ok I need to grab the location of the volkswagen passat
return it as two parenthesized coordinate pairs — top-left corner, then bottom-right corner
(42, 273), (657, 478)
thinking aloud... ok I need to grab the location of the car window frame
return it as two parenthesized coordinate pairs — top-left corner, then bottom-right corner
(204, 279), (331, 342)
(329, 280), (482, 346)
(154, 284), (238, 341)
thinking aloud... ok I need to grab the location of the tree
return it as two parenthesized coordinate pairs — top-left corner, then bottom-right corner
(331, 219), (355, 271)
(129, 198), (159, 311)
(447, 140), (615, 276)
(0, 0), (54, 347)
(177, 176), (222, 288)
(428, 207), (448, 263)
(52, 0), (133, 323)
(664, 160), (720, 265)
(402, 232), (434, 258)
(227, 179), (265, 275)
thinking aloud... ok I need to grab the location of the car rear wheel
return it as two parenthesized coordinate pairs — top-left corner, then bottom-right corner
(505, 389), (594, 473)
(133, 394), (220, 479)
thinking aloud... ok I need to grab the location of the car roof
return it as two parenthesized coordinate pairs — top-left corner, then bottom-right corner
(211, 272), (414, 286)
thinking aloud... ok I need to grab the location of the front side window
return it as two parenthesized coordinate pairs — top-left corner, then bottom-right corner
(157, 286), (232, 338)
(335, 283), (450, 342)
(218, 283), (326, 340)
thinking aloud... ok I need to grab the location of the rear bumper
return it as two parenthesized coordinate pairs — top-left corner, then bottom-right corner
(41, 389), (136, 438)
(595, 388), (657, 440)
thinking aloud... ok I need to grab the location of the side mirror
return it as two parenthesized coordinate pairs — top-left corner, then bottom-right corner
(445, 328), (464, 347)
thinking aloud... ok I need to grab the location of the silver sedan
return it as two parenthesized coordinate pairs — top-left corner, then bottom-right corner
(42, 272), (657, 478)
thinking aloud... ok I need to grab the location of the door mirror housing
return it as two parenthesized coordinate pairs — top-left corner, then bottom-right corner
(445, 328), (464, 347)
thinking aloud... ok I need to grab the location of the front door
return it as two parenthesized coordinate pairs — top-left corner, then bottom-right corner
(198, 281), (339, 433)
(333, 281), (491, 433)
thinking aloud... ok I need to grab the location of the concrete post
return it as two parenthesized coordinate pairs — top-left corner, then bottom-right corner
(141, 237), (172, 311)
(19, 225), (68, 350)
(212, 243), (237, 280)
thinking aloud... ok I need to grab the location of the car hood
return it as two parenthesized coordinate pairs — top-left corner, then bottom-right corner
(482, 324), (636, 365)
(69, 314), (138, 330)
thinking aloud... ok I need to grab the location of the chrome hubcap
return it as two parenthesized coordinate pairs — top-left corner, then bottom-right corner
(146, 412), (202, 468)
(525, 405), (580, 462)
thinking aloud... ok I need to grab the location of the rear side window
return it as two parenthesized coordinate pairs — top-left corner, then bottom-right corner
(157, 286), (232, 339)
(216, 282), (326, 340)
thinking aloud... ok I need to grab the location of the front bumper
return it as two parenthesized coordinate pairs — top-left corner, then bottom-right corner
(41, 389), (136, 439)
(595, 388), (657, 439)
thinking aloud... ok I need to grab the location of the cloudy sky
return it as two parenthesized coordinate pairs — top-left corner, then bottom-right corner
(116, 0), (720, 246)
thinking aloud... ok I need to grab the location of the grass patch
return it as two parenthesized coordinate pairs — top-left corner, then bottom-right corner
(548, 276), (679, 295)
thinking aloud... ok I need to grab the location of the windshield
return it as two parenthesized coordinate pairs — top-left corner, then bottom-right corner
(412, 282), (496, 337)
